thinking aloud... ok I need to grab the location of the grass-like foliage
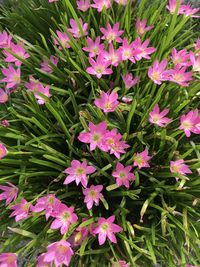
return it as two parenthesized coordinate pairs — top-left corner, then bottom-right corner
(0, 0), (199, 266)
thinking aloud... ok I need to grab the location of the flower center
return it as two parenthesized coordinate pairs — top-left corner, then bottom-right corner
(89, 190), (97, 198)
(104, 102), (112, 110)
(92, 133), (101, 142)
(182, 120), (192, 130)
(101, 222), (109, 231)
(134, 155), (144, 165)
(62, 211), (70, 221)
(95, 67), (104, 74)
(152, 114), (161, 123)
(123, 49), (131, 57)
(22, 203), (30, 212)
(119, 172), (126, 180)
(57, 244), (68, 253)
(173, 74), (183, 83)
(76, 167), (85, 175)
(7, 255), (15, 264)
(14, 74), (20, 83)
(171, 165), (180, 173)
(151, 72), (160, 81)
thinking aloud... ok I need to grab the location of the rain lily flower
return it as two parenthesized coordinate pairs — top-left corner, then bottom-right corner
(168, 66), (193, 86)
(179, 109), (200, 137)
(112, 260), (129, 267)
(166, 0), (183, 14)
(73, 218), (95, 245)
(149, 104), (171, 127)
(86, 53), (113, 78)
(40, 55), (59, 74)
(0, 182), (18, 205)
(194, 38), (200, 51)
(49, 0), (59, 2)
(10, 198), (32, 222)
(122, 73), (139, 89)
(50, 203), (78, 235)
(119, 38), (137, 62)
(0, 120), (9, 127)
(190, 52), (200, 72)
(83, 185), (103, 209)
(94, 91), (119, 113)
(77, 0), (90, 11)
(104, 43), (121, 67)
(133, 148), (152, 169)
(179, 4), (199, 17)
(64, 159), (96, 188)
(114, 0), (128, 5)
(0, 88), (9, 103)
(103, 129), (130, 158)
(148, 59), (169, 85)
(25, 77), (51, 104)
(91, 0), (111, 12)
(132, 37), (156, 61)
(170, 159), (192, 179)
(36, 253), (50, 267)
(1, 65), (20, 89)
(0, 253), (17, 267)
(78, 121), (108, 151)
(100, 23), (124, 43)
(112, 163), (135, 188)
(171, 48), (191, 67)
(136, 18), (154, 36)
(0, 143), (8, 159)
(43, 240), (74, 267)
(53, 30), (71, 49)
(0, 31), (12, 48)
(2, 43), (30, 67)
(93, 215), (122, 245)
(68, 18), (88, 38)
(83, 36), (104, 58)
(32, 194), (61, 220)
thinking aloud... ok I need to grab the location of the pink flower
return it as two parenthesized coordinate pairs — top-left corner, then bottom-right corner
(43, 240), (74, 267)
(179, 4), (200, 17)
(50, 203), (78, 235)
(112, 163), (135, 188)
(104, 43), (121, 67)
(168, 66), (193, 86)
(1, 65), (20, 89)
(2, 43), (30, 67)
(0, 88), (8, 103)
(93, 215), (122, 245)
(112, 260), (129, 267)
(179, 109), (200, 137)
(100, 23), (124, 43)
(114, 0), (128, 5)
(77, 0), (90, 12)
(0, 31), (12, 48)
(86, 53), (113, 78)
(83, 185), (103, 209)
(136, 18), (154, 36)
(78, 121), (108, 151)
(122, 73), (139, 89)
(119, 38), (137, 62)
(83, 36), (104, 58)
(68, 18), (88, 38)
(133, 148), (152, 169)
(53, 30), (71, 49)
(148, 59), (169, 85)
(132, 37), (156, 61)
(0, 253), (17, 267)
(25, 77), (51, 104)
(166, 0), (183, 14)
(0, 143), (8, 159)
(190, 52), (200, 72)
(172, 48), (191, 67)
(40, 55), (59, 74)
(149, 104), (171, 127)
(0, 182), (18, 205)
(170, 159), (192, 179)
(32, 194), (61, 220)
(64, 160), (96, 188)
(0, 120), (9, 127)
(49, 0), (59, 2)
(194, 38), (200, 51)
(122, 96), (133, 103)
(91, 0), (111, 12)
(36, 253), (50, 267)
(73, 218), (95, 245)
(186, 265), (199, 267)
(10, 199), (32, 222)
(103, 129), (130, 159)
(94, 91), (119, 113)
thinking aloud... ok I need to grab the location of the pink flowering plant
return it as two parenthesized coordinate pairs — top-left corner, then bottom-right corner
(0, 0), (199, 266)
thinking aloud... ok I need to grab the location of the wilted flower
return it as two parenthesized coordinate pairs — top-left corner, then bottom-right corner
(149, 104), (171, 127)
(0, 182), (18, 205)
(114, 0), (128, 5)
(10, 198), (32, 222)
(40, 55), (59, 74)
(133, 148), (152, 169)
(83, 185), (103, 209)
(0, 253), (17, 267)
(64, 160), (96, 188)
(112, 162), (135, 188)
(50, 203), (78, 235)
(93, 215), (122, 245)
(94, 91), (119, 113)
